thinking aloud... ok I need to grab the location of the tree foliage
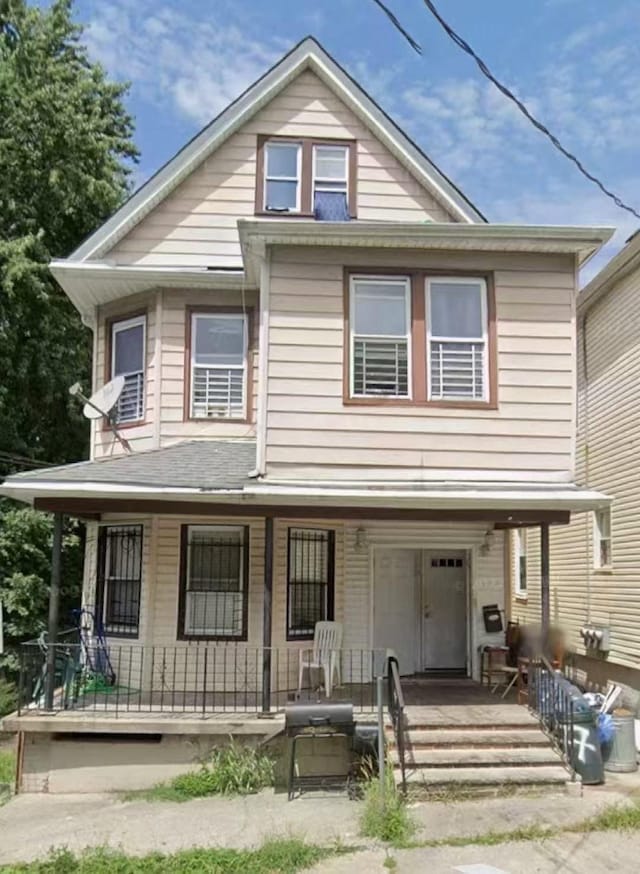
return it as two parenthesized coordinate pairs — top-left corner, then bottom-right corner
(0, 0), (138, 683)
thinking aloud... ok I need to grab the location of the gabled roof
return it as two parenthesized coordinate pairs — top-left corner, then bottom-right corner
(579, 228), (640, 315)
(70, 36), (485, 263)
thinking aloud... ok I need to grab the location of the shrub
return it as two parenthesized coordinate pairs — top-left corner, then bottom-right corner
(0, 678), (18, 717)
(360, 770), (415, 847)
(128, 742), (275, 802)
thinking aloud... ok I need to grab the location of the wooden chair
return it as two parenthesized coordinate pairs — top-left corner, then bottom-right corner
(298, 621), (343, 698)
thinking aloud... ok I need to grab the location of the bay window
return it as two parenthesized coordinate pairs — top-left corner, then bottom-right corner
(111, 315), (146, 423)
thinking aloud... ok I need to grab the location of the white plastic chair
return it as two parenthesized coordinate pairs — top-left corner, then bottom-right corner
(298, 621), (343, 698)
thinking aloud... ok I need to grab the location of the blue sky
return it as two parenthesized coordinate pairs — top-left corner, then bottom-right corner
(75, 0), (640, 278)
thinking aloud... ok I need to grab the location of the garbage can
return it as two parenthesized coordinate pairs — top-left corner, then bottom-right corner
(603, 710), (638, 773)
(569, 707), (604, 784)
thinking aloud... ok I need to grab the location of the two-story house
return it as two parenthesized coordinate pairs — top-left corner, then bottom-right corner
(1, 37), (612, 793)
(510, 231), (640, 703)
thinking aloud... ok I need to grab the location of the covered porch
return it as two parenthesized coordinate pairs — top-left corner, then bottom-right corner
(0, 441), (609, 723)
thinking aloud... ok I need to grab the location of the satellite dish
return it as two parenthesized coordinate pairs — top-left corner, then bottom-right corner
(82, 376), (125, 420)
(68, 376), (132, 453)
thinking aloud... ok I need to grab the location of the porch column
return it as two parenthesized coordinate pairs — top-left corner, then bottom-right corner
(44, 512), (64, 711)
(261, 516), (274, 713)
(540, 522), (550, 648)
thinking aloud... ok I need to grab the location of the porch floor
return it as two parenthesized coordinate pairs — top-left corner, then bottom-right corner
(5, 677), (528, 733)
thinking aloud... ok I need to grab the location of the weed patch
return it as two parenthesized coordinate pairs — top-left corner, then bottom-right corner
(123, 742), (274, 802)
(360, 772), (415, 847)
(0, 748), (15, 785)
(0, 839), (342, 873)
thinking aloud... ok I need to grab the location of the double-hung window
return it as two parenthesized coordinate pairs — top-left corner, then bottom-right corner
(111, 315), (145, 423)
(264, 141), (301, 212)
(427, 278), (488, 401)
(514, 529), (527, 598)
(350, 276), (411, 398)
(594, 508), (612, 569)
(190, 312), (248, 419)
(96, 525), (143, 637)
(179, 525), (248, 639)
(287, 528), (335, 639)
(312, 144), (349, 220)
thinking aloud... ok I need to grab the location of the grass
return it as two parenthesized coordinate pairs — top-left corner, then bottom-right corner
(0, 839), (342, 873)
(360, 771), (415, 847)
(123, 743), (274, 803)
(0, 748), (16, 785)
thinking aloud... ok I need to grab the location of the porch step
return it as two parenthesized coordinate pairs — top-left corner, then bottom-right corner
(396, 764), (570, 788)
(387, 728), (550, 748)
(391, 745), (562, 768)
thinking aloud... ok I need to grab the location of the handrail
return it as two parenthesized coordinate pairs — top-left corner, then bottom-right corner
(386, 655), (406, 792)
(528, 655), (576, 777)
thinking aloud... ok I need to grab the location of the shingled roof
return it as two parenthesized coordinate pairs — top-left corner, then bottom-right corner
(5, 440), (256, 491)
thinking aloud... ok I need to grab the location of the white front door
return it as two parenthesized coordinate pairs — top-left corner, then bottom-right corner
(422, 553), (467, 672)
(373, 548), (420, 676)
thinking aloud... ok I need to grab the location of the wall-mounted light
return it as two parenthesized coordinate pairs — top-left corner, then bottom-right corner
(355, 526), (368, 552)
(479, 529), (495, 556)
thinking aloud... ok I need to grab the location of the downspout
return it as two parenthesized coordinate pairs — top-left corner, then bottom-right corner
(256, 248), (271, 477)
(581, 305), (592, 624)
(153, 289), (163, 450)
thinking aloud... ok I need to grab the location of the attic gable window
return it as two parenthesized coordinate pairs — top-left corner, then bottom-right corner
(256, 136), (356, 219)
(264, 142), (301, 212)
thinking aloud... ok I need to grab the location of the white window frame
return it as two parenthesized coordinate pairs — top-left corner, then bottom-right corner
(593, 508), (612, 570)
(190, 312), (248, 420)
(349, 275), (412, 399)
(111, 314), (146, 423)
(514, 529), (527, 599)
(312, 144), (348, 199)
(183, 525), (246, 638)
(263, 141), (302, 213)
(426, 277), (489, 402)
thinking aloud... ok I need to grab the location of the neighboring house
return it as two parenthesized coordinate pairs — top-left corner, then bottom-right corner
(0, 37), (613, 792)
(510, 231), (640, 698)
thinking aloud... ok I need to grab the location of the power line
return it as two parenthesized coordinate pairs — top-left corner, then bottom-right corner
(374, 0), (640, 222)
(371, 0), (422, 55)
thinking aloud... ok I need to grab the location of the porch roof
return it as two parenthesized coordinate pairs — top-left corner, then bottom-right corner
(0, 439), (609, 524)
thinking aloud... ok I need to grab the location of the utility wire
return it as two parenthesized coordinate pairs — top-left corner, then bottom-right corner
(371, 0), (422, 54)
(374, 0), (640, 221)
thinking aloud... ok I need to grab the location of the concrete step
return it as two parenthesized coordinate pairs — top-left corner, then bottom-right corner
(388, 728), (550, 748)
(398, 706), (539, 730)
(390, 746), (562, 768)
(396, 764), (570, 788)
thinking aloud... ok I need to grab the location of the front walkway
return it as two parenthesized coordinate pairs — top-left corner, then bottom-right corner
(0, 777), (638, 865)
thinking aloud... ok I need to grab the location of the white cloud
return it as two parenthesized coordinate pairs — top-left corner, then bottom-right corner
(84, 1), (284, 125)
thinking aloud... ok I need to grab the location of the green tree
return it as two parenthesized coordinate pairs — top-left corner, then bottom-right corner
(0, 0), (138, 696)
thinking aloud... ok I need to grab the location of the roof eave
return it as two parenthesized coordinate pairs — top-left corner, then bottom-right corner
(579, 231), (640, 316)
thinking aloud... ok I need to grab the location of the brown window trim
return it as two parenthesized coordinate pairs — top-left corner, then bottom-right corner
(177, 524), (250, 642)
(285, 527), (336, 642)
(184, 305), (255, 424)
(255, 134), (357, 218)
(342, 267), (498, 409)
(103, 309), (148, 429)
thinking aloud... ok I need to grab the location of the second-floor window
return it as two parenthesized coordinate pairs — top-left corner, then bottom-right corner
(346, 271), (493, 405)
(190, 312), (248, 419)
(350, 276), (411, 398)
(427, 278), (488, 402)
(111, 314), (145, 423)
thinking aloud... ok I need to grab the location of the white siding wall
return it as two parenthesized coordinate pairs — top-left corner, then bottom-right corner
(266, 246), (577, 481)
(108, 70), (455, 269)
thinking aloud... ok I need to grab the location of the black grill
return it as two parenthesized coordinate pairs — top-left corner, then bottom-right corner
(284, 703), (355, 799)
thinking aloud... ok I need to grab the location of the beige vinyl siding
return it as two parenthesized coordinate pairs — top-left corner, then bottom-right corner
(91, 287), (258, 459)
(266, 246), (577, 480)
(512, 263), (640, 674)
(84, 515), (505, 685)
(108, 70), (456, 268)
